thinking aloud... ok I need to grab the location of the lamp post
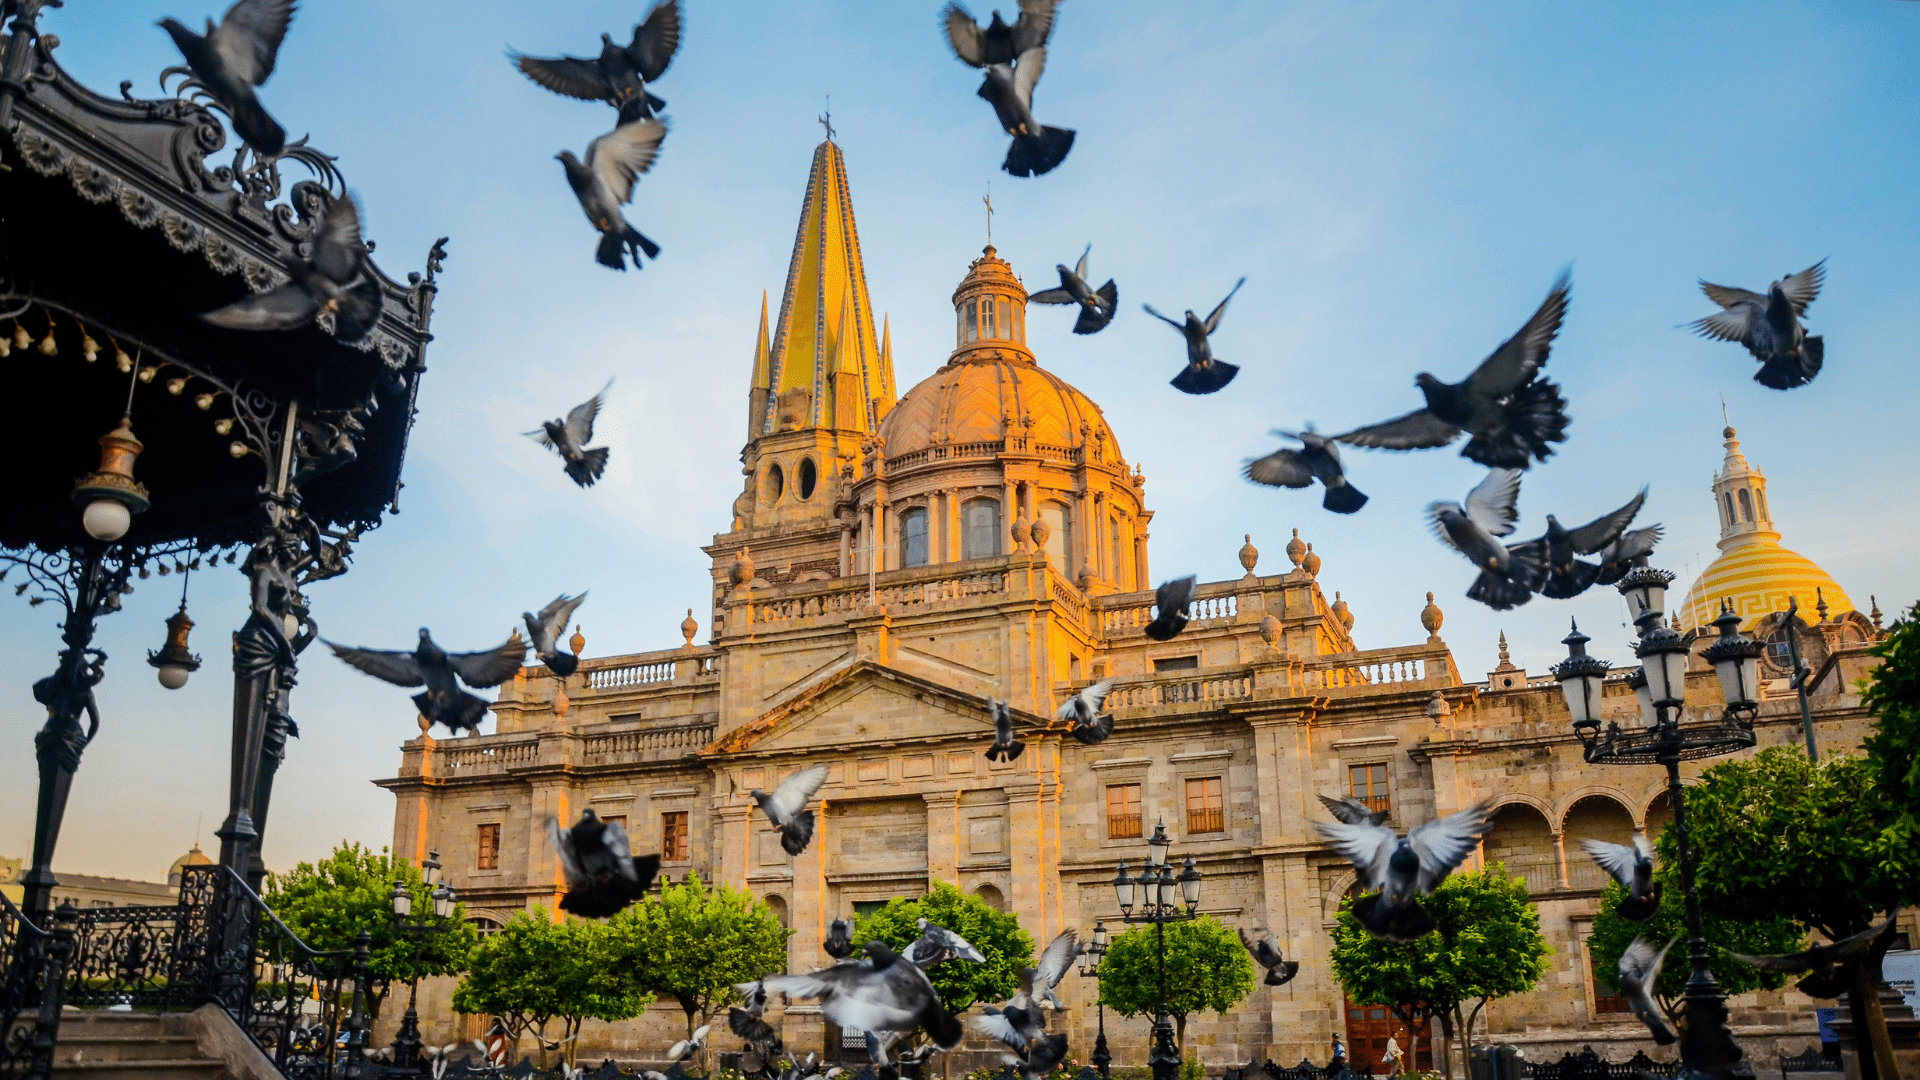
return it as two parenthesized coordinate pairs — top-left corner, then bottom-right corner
(1112, 819), (1202, 1080)
(388, 850), (456, 1071)
(1550, 568), (1764, 1077)
(1078, 921), (1112, 1079)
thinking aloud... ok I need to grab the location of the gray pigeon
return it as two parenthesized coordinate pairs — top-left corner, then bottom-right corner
(729, 988), (780, 1058)
(667, 1024), (710, 1063)
(527, 381), (613, 488)
(1144, 576), (1197, 642)
(1430, 468), (1542, 612)
(1027, 246), (1117, 334)
(1337, 270), (1571, 469)
(752, 941), (964, 1054)
(907, 919), (987, 967)
(1578, 835), (1659, 922)
(157, 0), (294, 156)
(1145, 278), (1245, 395)
(1237, 927), (1299, 987)
(1316, 793), (1388, 827)
(972, 997), (1042, 1053)
(1689, 261), (1826, 390)
(1028, 930), (1081, 1010)
(941, 0), (1058, 67)
(558, 119), (668, 270)
(510, 1), (682, 124)
(825, 917), (856, 959)
(1615, 935), (1678, 1045)
(1510, 488), (1647, 600)
(1055, 679), (1114, 745)
(550, 808), (661, 919)
(977, 47), (1075, 177)
(1245, 429), (1368, 514)
(201, 194), (384, 343)
(985, 699), (1025, 762)
(1730, 916), (1894, 999)
(1593, 525), (1663, 587)
(752, 764), (830, 856)
(328, 628), (526, 735)
(523, 591), (589, 676)
(1312, 800), (1493, 941)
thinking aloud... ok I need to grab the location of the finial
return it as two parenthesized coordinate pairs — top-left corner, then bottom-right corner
(1420, 592), (1443, 641)
(681, 608), (698, 648)
(818, 96), (835, 142)
(1498, 631), (1510, 664)
(1871, 596), (1883, 632)
(1238, 534), (1259, 575)
(1285, 529), (1305, 569)
(1332, 591), (1353, 630)
(1720, 394), (1732, 438)
(569, 624), (586, 657)
(983, 184), (993, 246)
(1302, 543), (1321, 577)
(1427, 691), (1452, 722)
(1815, 587), (1829, 622)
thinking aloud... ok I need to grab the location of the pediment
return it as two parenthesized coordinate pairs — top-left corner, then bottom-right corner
(701, 661), (1042, 756)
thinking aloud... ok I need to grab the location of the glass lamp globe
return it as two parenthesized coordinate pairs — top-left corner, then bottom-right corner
(82, 498), (131, 541)
(156, 664), (191, 690)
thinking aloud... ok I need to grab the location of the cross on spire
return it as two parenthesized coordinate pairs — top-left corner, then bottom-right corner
(818, 95), (835, 142)
(983, 185), (994, 245)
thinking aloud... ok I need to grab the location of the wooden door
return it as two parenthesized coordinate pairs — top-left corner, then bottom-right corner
(1342, 999), (1434, 1074)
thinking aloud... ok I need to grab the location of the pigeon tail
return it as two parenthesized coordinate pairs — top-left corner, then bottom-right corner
(1263, 961), (1299, 987)
(1352, 893), (1437, 942)
(1466, 565), (1537, 611)
(1322, 480), (1369, 515)
(1072, 281), (1118, 334)
(1539, 558), (1601, 600)
(1460, 377), (1569, 470)
(565, 447), (612, 488)
(985, 740), (1026, 763)
(924, 1005), (966, 1051)
(779, 809), (817, 856)
(558, 853), (660, 919)
(545, 651), (581, 678)
(228, 91), (286, 158)
(1616, 888), (1661, 923)
(1003, 126), (1075, 177)
(417, 689), (494, 735)
(1144, 612), (1188, 642)
(1171, 359), (1240, 395)
(1755, 336), (1822, 390)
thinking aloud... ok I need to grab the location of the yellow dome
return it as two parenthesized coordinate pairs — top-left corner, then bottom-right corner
(167, 843), (211, 888)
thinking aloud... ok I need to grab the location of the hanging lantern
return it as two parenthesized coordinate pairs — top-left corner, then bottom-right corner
(12, 320), (31, 351)
(71, 417), (150, 541)
(214, 418), (233, 435)
(167, 376), (189, 395)
(0, 329), (10, 358)
(114, 342), (133, 373)
(195, 391), (219, 410)
(147, 604), (202, 690)
(37, 314), (58, 356)
(81, 330), (100, 362)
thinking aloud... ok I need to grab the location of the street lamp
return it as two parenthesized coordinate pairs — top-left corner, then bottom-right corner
(388, 850), (456, 1071)
(1111, 818), (1203, 1080)
(1549, 560), (1758, 1077)
(1079, 921), (1112, 1078)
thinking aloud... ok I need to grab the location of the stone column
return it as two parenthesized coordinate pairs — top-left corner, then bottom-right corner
(1003, 480), (1019, 553)
(714, 802), (755, 893)
(528, 779), (572, 917)
(950, 490), (965, 561)
(924, 790), (961, 885)
(930, 490), (947, 566)
(1004, 774), (1050, 945)
(838, 519), (851, 577)
(1552, 830), (1569, 889)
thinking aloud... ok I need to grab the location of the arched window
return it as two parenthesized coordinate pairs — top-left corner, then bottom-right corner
(984, 298), (999, 339)
(765, 463), (785, 505)
(763, 894), (789, 929)
(798, 458), (818, 500)
(899, 508), (929, 567)
(1756, 490), (1769, 520)
(1738, 489), (1754, 522)
(1110, 516), (1126, 588)
(964, 302), (978, 343)
(962, 499), (1000, 559)
(1723, 493), (1735, 526)
(1012, 301), (1023, 343)
(973, 883), (1005, 912)
(1040, 502), (1072, 575)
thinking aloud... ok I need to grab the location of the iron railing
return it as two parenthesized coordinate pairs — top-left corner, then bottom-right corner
(1524, 1047), (1682, 1080)
(0, 893), (74, 1080)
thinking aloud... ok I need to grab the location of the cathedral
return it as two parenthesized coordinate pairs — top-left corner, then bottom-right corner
(378, 137), (1900, 1068)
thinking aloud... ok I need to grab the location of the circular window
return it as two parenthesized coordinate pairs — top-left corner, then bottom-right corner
(764, 464), (785, 505)
(798, 458), (818, 500)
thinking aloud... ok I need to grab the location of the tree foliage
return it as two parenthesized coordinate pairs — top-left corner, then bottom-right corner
(610, 872), (792, 1049)
(851, 882), (1032, 1014)
(1587, 866), (1799, 1024)
(1329, 866), (1550, 1079)
(1862, 603), (1920, 875)
(452, 909), (649, 1067)
(1097, 915), (1255, 1053)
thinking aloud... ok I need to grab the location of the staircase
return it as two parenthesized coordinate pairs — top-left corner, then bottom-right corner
(52, 1012), (230, 1080)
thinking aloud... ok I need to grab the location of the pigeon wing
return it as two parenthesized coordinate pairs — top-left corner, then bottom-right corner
(1407, 800), (1493, 893)
(201, 284), (320, 331)
(601, 815), (639, 882)
(1699, 281), (1765, 310)
(564, 381), (613, 447)
(512, 53), (609, 100)
(1464, 468), (1524, 537)
(1155, 577), (1197, 620)
(1141, 303), (1186, 330)
(308, 194), (369, 284)
(626, 0), (684, 82)
(1690, 305), (1757, 343)
(587, 119), (669, 206)
(971, 1011), (1025, 1051)
(549, 817), (587, 888)
(1245, 448), (1314, 489)
(1027, 287), (1075, 304)
(446, 634), (528, 688)
(1334, 409), (1461, 452)
(327, 642), (426, 687)
(1465, 270), (1570, 397)
(1010, 0), (1059, 54)
(1073, 244), (1090, 281)
(210, 0), (295, 86)
(1079, 679), (1115, 713)
(1728, 949), (1813, 974)
(1033, 930), (1080, 990)
(1776, 260), (1826, 316)
(535, 591), (590, 642)
(1826, 917), (1896, 962)
(940, 2), (988, 66)
(1203, 277), (1247, 334)
(1316, 793), (1378, 826)
(1566, 488), (1646, 553)
(1577, 838), (1640, 889)
(1310, 819), (1395, 890)
(1010, 46), (1045, 108)
(767, 764), (830, 820)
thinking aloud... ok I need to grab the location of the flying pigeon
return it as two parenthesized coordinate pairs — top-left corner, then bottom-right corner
(1144, 576), (1197, 642)
(972, 996), (1042, 1053)
(825, 917), (855, 959)
(985, 699), (1025, 763)
(1316, 793), (1389, 828)
(1615, 935), (1678, 1045)
(667, 1024), (711, 1064)
(1312, 800), (1493, 941)
(1510, 488), (1647, 600)
(550, 808), (661, 919)
(1027, 246), (1117, 335)
(1430, 468), (1542, 612)
(1245, 429), (1368, 514)
(1029, 930), (1082, 1010)
(425, 1042), (463, 1080)
(1730, 916), (1895, 999)
(510, 1), (682, 124)
(1055, 679), (1115, 745)
(558, 119), (668, 270)
(1337, 271), (1571, 470)
(201, 194), (384, 344)
(1237, 927), (1299, 987)
(751, 764), (830, 856)
(328, 629), (526, 735)
(1578, 835), (1659, 922)
(1593, 524), (1663, 587)
(523, 592), (589, 676)
(941, 0), (1058, 66)
(1689, 261), (1827, 390)
(976, 47), (1075, 177)
(907, 919), (987, 968)
(158, 0), (294, 156)
(729, 993), (781, 1058)
(527, 381), (614, 488)
(753, 941), (965, 1055)
(1145, 278), (1245, 395)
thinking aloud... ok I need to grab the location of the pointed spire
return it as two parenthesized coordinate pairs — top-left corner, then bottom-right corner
(877, 315), (895, 410)
(748, 292), (772, 438)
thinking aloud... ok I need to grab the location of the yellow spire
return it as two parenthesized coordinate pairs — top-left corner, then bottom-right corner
(748, 291), (772, 438)
(878, 315), (895, 413)
(762, 139), (894, 435)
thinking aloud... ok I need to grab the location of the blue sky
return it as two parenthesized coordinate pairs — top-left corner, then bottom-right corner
(4, 0), (1917, 882)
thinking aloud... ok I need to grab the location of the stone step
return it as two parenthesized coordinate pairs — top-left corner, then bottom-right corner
(50, 1058), (225, 1080)
(56, 1034), (203, 1062)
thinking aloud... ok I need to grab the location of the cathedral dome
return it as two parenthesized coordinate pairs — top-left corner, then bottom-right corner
(167, 843), (211, 888)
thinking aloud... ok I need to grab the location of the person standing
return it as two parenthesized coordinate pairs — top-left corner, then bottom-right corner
(1331, 1032), (1348, 1071)
(1384, 1034), (1405, 1076)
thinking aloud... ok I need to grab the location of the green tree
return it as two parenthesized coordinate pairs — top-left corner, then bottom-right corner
(852, 882), (1033, 1014)
(1862, 603), (1920, 875)
(610, 872), (791, 1063)
(263, 841), (477, 1038)
(1679, 747), (1920, 1080)
(1328, 865), (1550, 1079)
(452, 909), (649, 1067)
(1097, 915), (1255, 1056)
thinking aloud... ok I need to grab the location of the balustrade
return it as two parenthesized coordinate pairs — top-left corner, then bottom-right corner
(582, 723), (718, 764)
(436, 738), (538, 774)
